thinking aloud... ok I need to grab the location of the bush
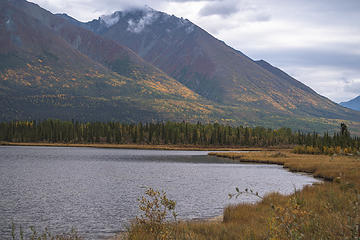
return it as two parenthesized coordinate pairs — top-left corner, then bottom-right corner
(128, 187), (177, 240)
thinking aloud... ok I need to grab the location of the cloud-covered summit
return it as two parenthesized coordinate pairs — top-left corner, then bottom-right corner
(100, 12), (121, 27)
(127, 9), (160, 33)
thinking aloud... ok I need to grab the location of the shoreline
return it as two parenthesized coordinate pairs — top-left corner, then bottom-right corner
(0, 141), (286, 152)
(208, 151), (355, 182)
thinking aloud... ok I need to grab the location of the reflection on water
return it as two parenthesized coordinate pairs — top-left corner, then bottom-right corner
(0, 146), (320, 239)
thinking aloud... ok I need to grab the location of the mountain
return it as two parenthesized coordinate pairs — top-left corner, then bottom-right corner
(81, 8), (360, 122)
(1, 1), (359, 133)
(340, 96), (360, 111)
(0, 0), (224, 122)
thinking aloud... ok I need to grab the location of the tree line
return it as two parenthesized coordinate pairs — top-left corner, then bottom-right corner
(0, 119), (359, 150)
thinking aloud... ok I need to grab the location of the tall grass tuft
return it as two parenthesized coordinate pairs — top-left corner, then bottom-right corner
(10, 223), (82, 240)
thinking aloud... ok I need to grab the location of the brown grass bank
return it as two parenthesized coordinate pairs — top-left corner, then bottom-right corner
(125, 151), (360, 240)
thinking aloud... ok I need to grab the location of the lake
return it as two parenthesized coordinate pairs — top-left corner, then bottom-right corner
(0, 146), (320, 239)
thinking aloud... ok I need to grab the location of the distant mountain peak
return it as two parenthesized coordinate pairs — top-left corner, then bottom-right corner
(340, 95), (360, 111)
(96, 7), (195, 34)
(99, 6), (157, 28)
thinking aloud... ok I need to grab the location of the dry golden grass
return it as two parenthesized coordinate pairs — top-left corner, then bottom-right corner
(126, 151), (360, 240)
(210, 151), (360, 184)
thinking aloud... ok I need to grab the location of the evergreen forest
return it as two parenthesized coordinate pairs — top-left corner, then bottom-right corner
(0, 120), (359, 153)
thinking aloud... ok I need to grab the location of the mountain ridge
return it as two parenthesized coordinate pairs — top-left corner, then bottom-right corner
(81, 8), (360, 123)
(340, 96), (360, 111)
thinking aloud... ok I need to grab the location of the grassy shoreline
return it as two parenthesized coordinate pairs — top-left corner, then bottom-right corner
(126, 150), (360, 239)
(209, 150), (360, 182)
(0, 141), (280, 151)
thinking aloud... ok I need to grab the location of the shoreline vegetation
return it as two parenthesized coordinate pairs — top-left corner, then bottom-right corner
(123, 150), (360, 239)
(1, 120), (359, 156)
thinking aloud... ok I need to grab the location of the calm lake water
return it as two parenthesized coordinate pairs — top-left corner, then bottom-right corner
(0, 146), (320, 239)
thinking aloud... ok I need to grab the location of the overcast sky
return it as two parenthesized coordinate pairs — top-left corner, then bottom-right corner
(29, 0), (360, 103)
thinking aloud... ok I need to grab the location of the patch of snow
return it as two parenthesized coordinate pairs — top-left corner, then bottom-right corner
(143, 5), (155, 12)
(127, 11), (159, 34)
(100, 12), (121, 28)
(185, 24), (194, 34)
(5, 17), (14, 32)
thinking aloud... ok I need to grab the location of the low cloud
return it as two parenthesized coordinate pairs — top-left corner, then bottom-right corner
(127, 11), (160, 33)
(344, 79), (360, 96)
(199, 1), (240, 17)
(198, 0), (271, 21)
(249, 13), (271, 22)
(100, 12), (120, 27)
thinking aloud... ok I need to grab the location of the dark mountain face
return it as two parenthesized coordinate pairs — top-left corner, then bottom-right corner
(82, 8), (360, 123)
(340, 96), (360, 111)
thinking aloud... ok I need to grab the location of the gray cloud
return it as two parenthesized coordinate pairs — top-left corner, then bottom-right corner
(199, 0), (271, 21)
(250, 13), (271, 22)
(309, 0), (360, 12)
(278, 65), (360, 103)
(199, 1), (240, 17)
(344, 81), (360, 95)
(247, 49), (360, 70)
